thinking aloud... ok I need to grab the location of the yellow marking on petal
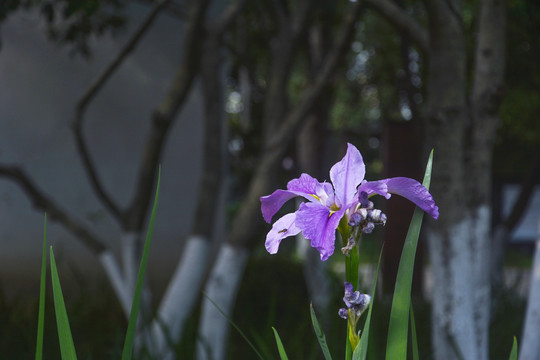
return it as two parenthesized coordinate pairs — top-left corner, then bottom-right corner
(329, 205), (341, 217)
(330, 204), (340, 212)
(310, 194), (320, 201)
(278, 229), (287, 234)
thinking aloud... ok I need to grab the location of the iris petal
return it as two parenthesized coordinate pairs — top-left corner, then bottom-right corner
(296, 202), (346, 261)
(265, 213), (301, 254)
(330, 143), (365, 206)
(261, 173), (324, 223)
(361, 177), (439, 219)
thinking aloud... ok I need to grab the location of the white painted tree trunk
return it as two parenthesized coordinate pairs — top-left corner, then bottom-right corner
(196, 243), (249, 360)
(149, 235), (210, 359)
(428, 217), (479, 360)
(121, 231), (139, 294)
(519, 217), (540, 360)
(97, 231), (140, 318)
(99, 250), (131, 317)
(471, 206), (491, 360)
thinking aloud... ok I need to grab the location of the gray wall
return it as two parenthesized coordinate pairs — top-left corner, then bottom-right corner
(0, 5), (204, 293)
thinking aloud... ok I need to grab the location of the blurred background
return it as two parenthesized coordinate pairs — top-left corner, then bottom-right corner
(0, 0), (539, 359)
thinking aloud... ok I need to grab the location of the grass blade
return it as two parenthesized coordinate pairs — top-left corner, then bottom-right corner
(50, 247), (77, 360)
(410, 304), (419, 360)
(35, 214), (48, 360)
(121, 166), (161, 360)
(272, 327), (289, 360)
(202, 291), (265, 360)
(385, 150), (433, 360)
(310, 303), (333, 360)
(508, 336), (518, 360)
(353, 246), (383, 360)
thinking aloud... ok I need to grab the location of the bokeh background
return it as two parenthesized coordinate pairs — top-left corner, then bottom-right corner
(1, 0), (539, 359)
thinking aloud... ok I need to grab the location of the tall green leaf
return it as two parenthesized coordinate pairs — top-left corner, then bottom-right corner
(35, 214), (48, 360)
(50, 247), (77, 360)
(310, 304), (333, 360)
(410, 304), (419, 360)
(353, 247), (383, 360)
(272, 327), (289, 360)
(508, 337), (518, 360)
(121, 166), (161, 360)
(385, 150), (433, 360)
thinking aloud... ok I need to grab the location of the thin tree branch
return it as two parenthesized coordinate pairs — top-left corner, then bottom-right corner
(364, 0), (429, 53)
(125, 0), (211, 230)
(262, 0), (314, 140)
(0, 165), (106, 254)
(228, 0), (364, 248)
(292, 0), (312, 38)
(266, 0), (364, 151)
(209, 0), (248, 35)
(73, 0), (172, 223)
(133, 0), (188, 20)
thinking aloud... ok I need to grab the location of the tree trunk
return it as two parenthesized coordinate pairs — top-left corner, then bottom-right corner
(196, 244), (249, 360)
(98, 249), (132, 317)
(424, 1), (478, 358)
(151, 235), (210, 359)
(519, 217), (540, 360)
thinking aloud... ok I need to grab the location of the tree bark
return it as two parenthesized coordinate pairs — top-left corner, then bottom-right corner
(196, 244), (249, 360)
(519, 217), (540, 360)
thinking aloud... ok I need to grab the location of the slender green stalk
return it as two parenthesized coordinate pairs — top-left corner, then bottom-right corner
(121, 166), (161, 360)
(385, 150), (433, 360)
(50, 247), (77, 360)
(35, 214), (47, 360)
(344, 229), (360, 360)
(353, 246), (383, 360)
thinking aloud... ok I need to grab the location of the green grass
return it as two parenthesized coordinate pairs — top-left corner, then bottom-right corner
(0, 259), (528, 359)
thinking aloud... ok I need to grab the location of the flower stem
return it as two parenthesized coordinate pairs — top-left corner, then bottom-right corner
(343, 229), (360, 360)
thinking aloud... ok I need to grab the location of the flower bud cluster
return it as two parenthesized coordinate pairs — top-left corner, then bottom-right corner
(348, 191), (387, 234)
(338, 282), (371, 320)
(338, 282), (371, 351)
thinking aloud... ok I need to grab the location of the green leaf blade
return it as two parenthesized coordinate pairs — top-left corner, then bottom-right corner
(121, 166), (161, 360)
(385, 150), (433, 360)
(272, 327), (289, 360)
(50, 247), (78, 360)
(310, 303), (333, 360)
(508, 336), (518, 360)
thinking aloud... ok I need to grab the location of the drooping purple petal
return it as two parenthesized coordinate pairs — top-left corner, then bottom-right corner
(261, 174), (323, 223)
(370, 177), (439, 219)
(385, 177), (439, 219)
(260, 190), (299, 223)
(330, 143), (365, 207)
(357, 180), (390, 199)
(265, 213), (301, 254)
(296, 202), (346, 261)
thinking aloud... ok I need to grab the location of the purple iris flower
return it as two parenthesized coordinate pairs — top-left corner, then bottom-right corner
(260, 143), (439, 261)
